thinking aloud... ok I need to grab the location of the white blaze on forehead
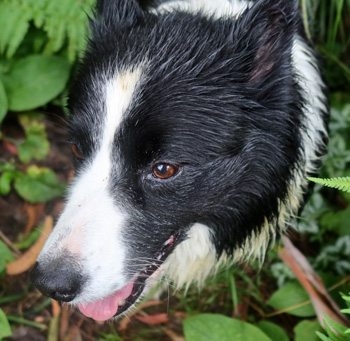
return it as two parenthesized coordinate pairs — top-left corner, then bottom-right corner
(38, 67), (143, 303)
(103, 68), (143, 149)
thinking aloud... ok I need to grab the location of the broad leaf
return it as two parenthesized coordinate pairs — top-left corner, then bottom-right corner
(14, 165), (65, 203)
(294, 320), (323, 341)
(3, 55), (70, 111)
(0, 308), (11, 339)
(257, 321), (289, 341)
(268, 281), (316, 317)
(184, 314), (271, 341)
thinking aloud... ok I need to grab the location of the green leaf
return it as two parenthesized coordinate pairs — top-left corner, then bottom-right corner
(0, 308), (12, 339)
(0, 80), (8, 124)
(14, 229), (41, 250)
(321, 209), (350, 236)
(184, 314), (272, 341)
(3, 55), (70, 111)
(257, 321), (289, 341)
(0, 171), (16, 196)
(0, 162), (16, 173)
(0, 1), (30, 58)
(323, 314), (348, 335)
(308, 177), (350, 193)
(268, 281), (316, 317)
(340, 292), (350, 303)
(18, 113), (50, 163)
(18, 133), (49, 163)
(0, 240), (15, 273)
(14, 165), (65, 203)
(316, 331), (331, 341)
(294, 320), (323, 341)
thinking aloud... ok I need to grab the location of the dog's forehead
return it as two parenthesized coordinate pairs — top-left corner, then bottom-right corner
(68, 65), (144, 154)
(68, 12), (255, 163)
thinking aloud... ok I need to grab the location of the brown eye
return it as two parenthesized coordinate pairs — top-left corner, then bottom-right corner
(152, 163), (179, 179)
(72, 144), (84, 159)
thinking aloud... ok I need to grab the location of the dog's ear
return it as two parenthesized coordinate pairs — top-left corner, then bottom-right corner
(236, 0), (299, 83)
(94, 0), (144, 27)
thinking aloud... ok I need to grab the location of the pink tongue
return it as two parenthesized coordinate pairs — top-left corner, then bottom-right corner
(77, 281), (134, 321)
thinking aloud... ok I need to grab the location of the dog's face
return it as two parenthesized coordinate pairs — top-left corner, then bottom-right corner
(31, 0), (302, 321)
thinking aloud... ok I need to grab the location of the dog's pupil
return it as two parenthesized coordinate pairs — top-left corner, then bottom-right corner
(158, 164), (169, 174)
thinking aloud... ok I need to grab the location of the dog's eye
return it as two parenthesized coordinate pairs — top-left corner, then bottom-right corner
(152, 163), (179, 179)
(72, 144), (84, 160)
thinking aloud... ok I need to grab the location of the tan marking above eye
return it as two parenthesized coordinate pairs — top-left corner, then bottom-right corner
(72, 144), (84, 159)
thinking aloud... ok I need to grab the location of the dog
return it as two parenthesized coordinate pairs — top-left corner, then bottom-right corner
(31, 0), (328, 322)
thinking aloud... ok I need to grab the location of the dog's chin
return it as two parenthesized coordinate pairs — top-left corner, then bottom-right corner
(76, 231), (181, 321)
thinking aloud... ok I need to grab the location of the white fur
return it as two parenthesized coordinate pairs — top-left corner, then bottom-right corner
(161, 223), (222, 291)
(156, 0), (253, 18)
(38, 67), (143, 304)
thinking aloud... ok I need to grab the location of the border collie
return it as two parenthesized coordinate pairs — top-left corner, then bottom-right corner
(31, 0), (328, 322)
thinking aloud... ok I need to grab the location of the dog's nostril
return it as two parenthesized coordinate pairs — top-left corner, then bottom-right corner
(30, 261), (84, 303)
(51, 290), (77, 302)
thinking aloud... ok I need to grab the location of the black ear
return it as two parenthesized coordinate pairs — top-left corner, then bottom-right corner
(236, 0), (299, 83)
(94, 0), (143, 27)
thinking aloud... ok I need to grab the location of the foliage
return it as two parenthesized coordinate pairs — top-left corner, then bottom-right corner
(17, 113), (50, 163)
(0, 81), (7, 124)
(301, 0), (350, 88)
(294, 320), (323, 341)
(0, 163), (65, 203)
(0, 240), (14, 274)
(308, 177), (350, 193)
(0, 308), (12, 339)
(0, 0), (79, 213)
(0, 0), (93, 125)
(317, 315), (350, 340)
(316, 293), (350, 340)
(268, 281), (316, 317)
(184, 314), (272, 341)
(0, 112), (65, 202)
(257, 321), (290, 341)
(0, 0), (94, 61)
(1, 55), (70, 113)
(314, 236), (350, 275)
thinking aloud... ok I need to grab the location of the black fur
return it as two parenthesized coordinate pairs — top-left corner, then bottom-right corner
(67, 0), (325, 273)
(31, 0), (328, 319)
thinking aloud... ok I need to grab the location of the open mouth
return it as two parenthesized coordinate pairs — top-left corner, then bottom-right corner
(77, 231), (182, 321)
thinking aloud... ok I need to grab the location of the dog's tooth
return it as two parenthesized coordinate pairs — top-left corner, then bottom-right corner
(118, 299), (125, 306)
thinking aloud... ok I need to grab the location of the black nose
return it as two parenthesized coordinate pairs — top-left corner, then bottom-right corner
(30, 261), (84, 302)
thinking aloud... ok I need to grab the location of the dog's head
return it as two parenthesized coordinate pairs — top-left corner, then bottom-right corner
(31, 0), (301, 321)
